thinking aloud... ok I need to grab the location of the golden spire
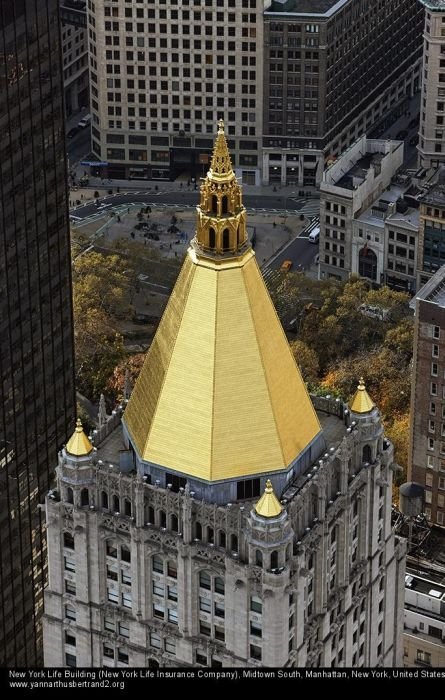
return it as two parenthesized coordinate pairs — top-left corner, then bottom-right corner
(255, 480), (283, 518)
(123, 123), (322, 483)
(208, 119), (235, 182)
(349, 377), (375, 414)
(194, 120), (248, 256)
(65, 419), (93, 457)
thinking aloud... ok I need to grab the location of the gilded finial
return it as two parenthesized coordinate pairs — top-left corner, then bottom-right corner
(349, 377), (375, 414)
(65, 418), (94, 456)
(217, 118), (225, 133)
(254, 479), (283, 518)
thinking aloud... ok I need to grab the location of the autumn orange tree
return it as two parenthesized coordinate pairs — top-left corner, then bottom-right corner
(73, 251), (136, 399)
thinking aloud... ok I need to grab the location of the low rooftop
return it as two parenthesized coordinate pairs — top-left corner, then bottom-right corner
(336, 152), (385, 190)
(266, 0), (348, 16)
(410, 265), (445, 309)
(419, 182), (445, 207)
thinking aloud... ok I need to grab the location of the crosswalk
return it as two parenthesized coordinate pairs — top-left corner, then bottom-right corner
(298, 199), (320, 218)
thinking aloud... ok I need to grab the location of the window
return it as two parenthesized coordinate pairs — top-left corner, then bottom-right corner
(250, 595), (262, 614)
(64, 556), (75, 573)
(150, 632), (161, 649)
(65, 653), (76, 667)
(416, 649), (431, 665)
(431, 363), (438, 377)
(63, 532), (75, 550)
(65, 632), (76, 647)
(167, 561), (177, 579)
(434, 326), (440, 339)
(103, 644), (114, 659)
(106, 542), (118, 558)
(153, 603), (165, 619)
(250, 644), (262, 661)
(121, 546), (131, 563)
(200, 622), (211, 637)
(107, 588), (119, 604)
(65, 580), (76, 595)
(153, 581), (164, 597)
(199, 571), (211, 590)
(165, 638), (176, 655)
(199, 597), (211, 613)
(122, 591), (132, 608)
(250, 620), (262, 638)
(65, 605), (76, 622)
(214, 577), (225, 595)
(168, 608), (178, 625)
(237, 478), (261, 499)
(153, 555), (163, 573)
(429, 437), (435, 451)
(118, 648), (129, 664)
(104, 617), (115, 633)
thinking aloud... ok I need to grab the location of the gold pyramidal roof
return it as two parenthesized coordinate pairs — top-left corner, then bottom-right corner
(255, 480), (283, 518)
(123, 122), (321, 482)
(349, 378), (375, 414)
(66, 419), (93, 457)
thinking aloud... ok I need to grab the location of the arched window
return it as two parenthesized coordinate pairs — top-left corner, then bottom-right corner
(218, 531), (226, 548)
(159, 510), (166, 528)
(80, 488), (89, 507)
(66, 487), (74, 504)
(101, 491), (109, 509)
(212, 195), (218, 214)
(112, 495), (120, 513)
(124, 499), (132, 517)
(358, 246), (377, 281)
(222, 228), (230, 251)
(214, 577), (225, 595)
(121, 545), (131, 563)
(221, 195), (228, 214)
(255, 550), (263, 567)
(148, 658), (159, 668)
(171, 514), (179, 532)
(195, 522), (202, 540)
(271, 550), (279, 569)
(207, 526), (214, 544)
(199, 571), (211, 590)
(209, 227), (215, 248)
(146, 505), (155, 524)
(230, 534), (238, 552)
(236, 225), (240, 247)
(363, 444), (372, 464)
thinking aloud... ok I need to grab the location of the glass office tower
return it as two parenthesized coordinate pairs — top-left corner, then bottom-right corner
(0, 0), (75, 665)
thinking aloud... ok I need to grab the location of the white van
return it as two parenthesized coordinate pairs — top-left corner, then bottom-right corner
(308, 226), (320, 243)
(77, 114), (92, 129)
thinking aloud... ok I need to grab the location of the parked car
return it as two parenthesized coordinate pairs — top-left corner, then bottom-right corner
(77, 114), (92, 129)
(66, 127), (79, 139)
(280, 259), (293, 272)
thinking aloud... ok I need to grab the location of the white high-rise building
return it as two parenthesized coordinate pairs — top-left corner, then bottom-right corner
(43, 125), (406, 668)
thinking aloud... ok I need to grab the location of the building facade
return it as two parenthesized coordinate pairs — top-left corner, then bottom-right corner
(351, 181), (420, 294)
(85, 0), (422, 186)
(409, 266), (445, 527)
(44, 126), (405, 668)
(261, 0), (423, 185)
(418, 0), (445, 170)
(0, 0), (76, 665)
(417, 178), (445, 289)
(319, 136), (404, 281)
(86, 0), (264, 184)
(61, 1), (89, 117)
(403, 568), (445, 667)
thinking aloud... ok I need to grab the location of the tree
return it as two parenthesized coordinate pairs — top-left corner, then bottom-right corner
(106, 353), (146, 402)
(72, 251), (135, 399)
(289, 340), (319, 386)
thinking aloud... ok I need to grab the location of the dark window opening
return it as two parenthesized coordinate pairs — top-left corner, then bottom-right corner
(212, 195), (218, 214)
(221, 195), (228, 214)
(165, 472), (187, 492)
(80, 489), (89, 507)
(159, 510), (167, 528)
(222, 228), (230, 250)
(237, 478), (261, 500)
(101, 491), (109, 509)
(209, 227), (215, 248)
(112, 495), (120, 513)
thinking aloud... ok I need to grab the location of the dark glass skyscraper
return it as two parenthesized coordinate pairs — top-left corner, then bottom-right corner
(0, 0), (75, 665)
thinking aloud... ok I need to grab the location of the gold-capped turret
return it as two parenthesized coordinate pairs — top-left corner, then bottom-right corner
(195, 119), (248, 256)
(349, 378), (375, 414)
(255, 480), (283, 519)
(65, 419), (94, 457)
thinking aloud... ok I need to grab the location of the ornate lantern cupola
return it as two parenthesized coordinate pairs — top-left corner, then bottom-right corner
(194, 119), (248, 256)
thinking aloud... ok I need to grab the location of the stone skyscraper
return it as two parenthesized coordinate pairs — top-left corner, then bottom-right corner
(44, 125), (405, 668)
(0, 0), (76, 665)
